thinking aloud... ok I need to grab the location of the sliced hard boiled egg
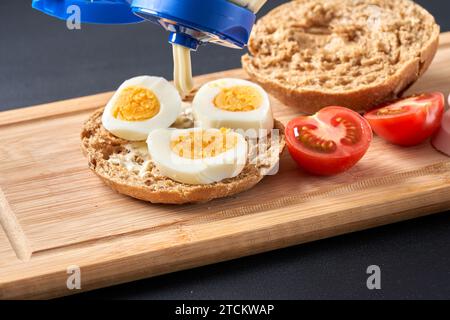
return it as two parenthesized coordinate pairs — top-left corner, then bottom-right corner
(102, 76), (181, 141)
(147, 128), (248, 185)
(192, 78), (274, 133)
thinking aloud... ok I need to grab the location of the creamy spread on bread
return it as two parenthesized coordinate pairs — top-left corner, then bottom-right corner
(108, 142), (151, 178)
(107, 105), (194, 179)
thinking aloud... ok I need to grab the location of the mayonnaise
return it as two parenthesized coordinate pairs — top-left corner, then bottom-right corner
(172, 44), (194, 98)
(228, 0), (267, 13)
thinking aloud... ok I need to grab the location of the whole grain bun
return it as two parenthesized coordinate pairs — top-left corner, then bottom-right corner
(242, 0), (440, 114)
(81, 108), (285, 204)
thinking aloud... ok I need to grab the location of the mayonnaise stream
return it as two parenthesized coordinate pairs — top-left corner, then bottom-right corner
(171, 0), (267, 98)
(228, 0), (267, 13)
(172, 44), (194, 98)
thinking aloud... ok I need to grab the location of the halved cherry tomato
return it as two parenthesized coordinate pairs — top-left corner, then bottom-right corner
(286, 107), (373, 176)
(364, 92), (445, 147)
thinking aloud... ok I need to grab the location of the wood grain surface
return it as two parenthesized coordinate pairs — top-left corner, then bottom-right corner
(0, 33), (449, 300)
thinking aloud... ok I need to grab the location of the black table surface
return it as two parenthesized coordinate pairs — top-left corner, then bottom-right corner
(1, 0), (449, 300)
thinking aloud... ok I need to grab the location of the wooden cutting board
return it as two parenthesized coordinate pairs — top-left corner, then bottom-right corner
(1, 33), (449, 300)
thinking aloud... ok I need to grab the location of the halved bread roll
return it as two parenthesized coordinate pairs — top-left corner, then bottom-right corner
(81, 108), (285, 204)
(242, 0), (440, 113)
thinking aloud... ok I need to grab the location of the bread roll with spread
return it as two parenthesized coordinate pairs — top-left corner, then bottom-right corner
(81, 76), (285, 204)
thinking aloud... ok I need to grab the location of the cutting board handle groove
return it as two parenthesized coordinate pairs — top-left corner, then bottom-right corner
(0, 187), (32, 261)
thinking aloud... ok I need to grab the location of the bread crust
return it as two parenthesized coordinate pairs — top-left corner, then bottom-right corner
(81, 109), (285, 204)
(242, 0), (440, 114)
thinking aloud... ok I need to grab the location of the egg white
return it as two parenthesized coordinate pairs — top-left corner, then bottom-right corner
(147, 128), (248, 185)
(102, 76), (182, 141)
(192, 78), (274, 133)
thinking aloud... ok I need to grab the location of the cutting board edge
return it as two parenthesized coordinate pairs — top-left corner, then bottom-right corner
(2, 199), (450, 300)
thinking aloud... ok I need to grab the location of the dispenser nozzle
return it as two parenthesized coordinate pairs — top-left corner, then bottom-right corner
(169, 32), (200, 51)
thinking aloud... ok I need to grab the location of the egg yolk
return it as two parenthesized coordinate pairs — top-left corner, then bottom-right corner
(112, 86), (160, 121)
(214, 86), (262, 112)
(171, 128), (237, 159)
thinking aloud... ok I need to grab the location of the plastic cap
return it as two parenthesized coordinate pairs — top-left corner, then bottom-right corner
(131, 0), (256, 50)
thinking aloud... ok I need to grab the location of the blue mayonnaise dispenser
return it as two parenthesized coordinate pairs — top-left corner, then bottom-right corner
(32, 0), (258, 51)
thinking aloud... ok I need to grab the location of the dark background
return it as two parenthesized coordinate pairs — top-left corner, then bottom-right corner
(1, 0), (449, 299)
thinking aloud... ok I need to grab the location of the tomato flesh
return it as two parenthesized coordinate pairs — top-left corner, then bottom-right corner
(364, 92), (445, 146)
(286, 107), (373, 176)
